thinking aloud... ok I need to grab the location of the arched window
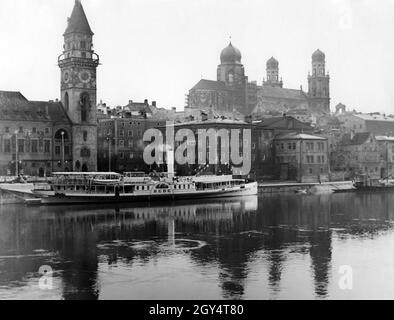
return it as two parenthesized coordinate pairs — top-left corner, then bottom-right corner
(75, 160), (81, 170)
(55, 130), (69, 141)
(64, 92), (69, 111)
(80, 92), (90, 123)
(83, 131), (88, 142)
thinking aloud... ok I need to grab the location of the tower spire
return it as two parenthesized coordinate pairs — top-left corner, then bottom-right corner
(64, 0), (93, 36)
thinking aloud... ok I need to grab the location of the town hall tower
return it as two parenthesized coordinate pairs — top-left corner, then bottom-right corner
(59, 0), (99, 172)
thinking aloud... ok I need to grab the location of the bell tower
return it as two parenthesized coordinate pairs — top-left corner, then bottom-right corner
(263, 57), (283, 88)
(308, 49), (330, 113)
(59, 0), (99, 172)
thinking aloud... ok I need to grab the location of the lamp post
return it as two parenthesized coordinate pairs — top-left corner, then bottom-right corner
(107, 135), (111, 172)
(14, 130), (19, 176)
(61, 131), (65, 171)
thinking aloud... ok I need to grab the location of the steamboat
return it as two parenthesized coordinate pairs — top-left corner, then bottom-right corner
(30, 171), (258, 205)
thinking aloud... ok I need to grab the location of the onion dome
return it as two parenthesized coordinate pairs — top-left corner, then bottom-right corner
(312, 49), (325, 62)
(220, 42), (242, 64)
(267, 57), (279, 69)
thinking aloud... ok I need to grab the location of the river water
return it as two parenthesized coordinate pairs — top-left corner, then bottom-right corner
(0, 192), (394, 300)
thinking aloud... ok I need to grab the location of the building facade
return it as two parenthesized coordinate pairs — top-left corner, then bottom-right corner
(337, 113), (394, 136)
(331, 133), (394, 179)
(274, 133), (329, 183)
(0, 91), (73, 176)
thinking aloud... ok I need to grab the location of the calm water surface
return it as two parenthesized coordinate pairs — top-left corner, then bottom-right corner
(1, 192), (394, 300)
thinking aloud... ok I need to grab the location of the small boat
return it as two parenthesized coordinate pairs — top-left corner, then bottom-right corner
(28, 172), (258, 205)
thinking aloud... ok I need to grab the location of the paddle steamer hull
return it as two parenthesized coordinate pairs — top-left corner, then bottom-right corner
(37, 182), (258, 205)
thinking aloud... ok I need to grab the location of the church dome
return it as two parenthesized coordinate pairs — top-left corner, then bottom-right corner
(267, 57), (279, 69)
(220, 42), (242, 64)
(312, 49), (325, 62)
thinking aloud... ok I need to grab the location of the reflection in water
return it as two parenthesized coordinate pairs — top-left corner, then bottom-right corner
(0, 192), (393, 300)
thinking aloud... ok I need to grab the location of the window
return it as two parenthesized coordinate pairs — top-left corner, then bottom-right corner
(119, 140), (124, 147)
(32, 128), (37, 134)
(80, 41), (86, 49)
(309, 168), (313, 174)
(120, 152), (124, 159)
(80, 93), (90, 122)
(19, 127), (23, 133)
(44, 140), (51, 153)
(64, 92), (69, 111)
(292, 143), (296, 150)
(45, 128), (50, 135)
(120, 129), (125, 137)
(130, 153), (134, 159)
(4, 139), (11, 153)
(288, 143), (292, 150)
(65, 146), (70, 155)
(55, 146), (61, 155)
(83, 131), (88, 142)
(5, 127), (9, 133)
(31, 140), (38, 153)
(81, 52), (86, 58)
(18, 139), (24, 153)
(128, 140), (133, 148)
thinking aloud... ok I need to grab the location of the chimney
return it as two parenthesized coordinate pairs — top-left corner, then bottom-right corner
(172, 107), (176, 112)
(152, 101), (157, 107)
(128, 100), (133, 105)
(144, 99), (149, 105)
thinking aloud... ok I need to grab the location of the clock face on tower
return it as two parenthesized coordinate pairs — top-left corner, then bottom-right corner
(79, 70), (92, 84)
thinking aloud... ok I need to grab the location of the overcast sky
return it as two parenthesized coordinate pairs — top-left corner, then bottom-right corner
(1, 0), (394, 114)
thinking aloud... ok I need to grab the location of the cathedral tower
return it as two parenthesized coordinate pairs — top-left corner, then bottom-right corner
(59, 0), (99, 172)
(308, 49), (330, 113)
(263, 57), (283, 88)
(217, 42), (246, 86)
(217, 42), (248, 114)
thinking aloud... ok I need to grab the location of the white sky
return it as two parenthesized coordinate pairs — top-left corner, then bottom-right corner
(1, 0), (394, 114)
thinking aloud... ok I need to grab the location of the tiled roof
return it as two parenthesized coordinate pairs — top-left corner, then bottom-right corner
(275, 132), (327, 141)
(259, 86), (308, 101)
(257, 116), (313, 130)
(191, 79), (227, 91)
(354, 114), (394, 122)
(123, 102), (153, 114)
(64, 0), (93, 36)
(0, 91), (70, 123)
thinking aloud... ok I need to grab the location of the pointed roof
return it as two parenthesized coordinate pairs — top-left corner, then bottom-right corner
(64, 0), (93, 36)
